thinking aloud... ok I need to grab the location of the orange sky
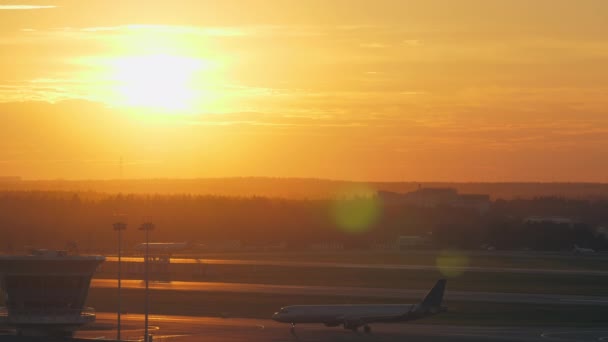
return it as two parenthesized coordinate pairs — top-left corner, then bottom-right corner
(1, 0), (607, 181)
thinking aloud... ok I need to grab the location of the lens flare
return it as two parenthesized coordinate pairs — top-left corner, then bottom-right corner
(436, 250), (470, 278)
(330, 184), (381, 234)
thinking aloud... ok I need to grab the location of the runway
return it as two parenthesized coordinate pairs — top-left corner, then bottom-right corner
(73, 312), (608, 342)
(104, 257), (608, 276)
(91, 279), (608, 306)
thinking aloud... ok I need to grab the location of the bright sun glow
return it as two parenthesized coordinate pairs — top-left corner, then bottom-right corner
(111, 54), (208, 112)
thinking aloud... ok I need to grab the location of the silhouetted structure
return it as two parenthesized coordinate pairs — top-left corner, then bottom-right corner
(0, 250), (104, 337)
(378, 188), (491, 213)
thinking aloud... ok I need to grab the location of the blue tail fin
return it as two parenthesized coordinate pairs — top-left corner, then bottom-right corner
(421, 279), (446, 308)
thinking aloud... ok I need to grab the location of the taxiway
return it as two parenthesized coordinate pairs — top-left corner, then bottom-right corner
(91, 279), (608, 306)
(73, 313), (608, 342)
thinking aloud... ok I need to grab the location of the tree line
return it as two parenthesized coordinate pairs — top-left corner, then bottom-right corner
(3, 178), (608, 200)
(0, 191), (607, 252)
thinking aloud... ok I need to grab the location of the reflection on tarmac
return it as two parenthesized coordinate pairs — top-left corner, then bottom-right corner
(76, 313), (608, 342)
(90, 279), (608, 306)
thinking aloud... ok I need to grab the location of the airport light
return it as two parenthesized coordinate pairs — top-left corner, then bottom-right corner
(139, 222), (155, 342)
(112, 221), (127, 341)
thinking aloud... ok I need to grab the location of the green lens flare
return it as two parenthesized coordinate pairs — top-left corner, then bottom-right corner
(331, 185), (381, 234)
(436, 250), (470, 278)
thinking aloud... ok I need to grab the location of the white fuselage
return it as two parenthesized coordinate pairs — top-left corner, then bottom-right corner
(272, 304), (416, 324)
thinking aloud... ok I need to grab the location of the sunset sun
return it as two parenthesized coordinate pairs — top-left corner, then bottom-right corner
(112, 54), (206, 111)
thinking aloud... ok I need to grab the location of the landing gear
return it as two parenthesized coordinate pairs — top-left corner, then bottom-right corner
(343, 322), (366, 333)
(290, 323), (296, 335)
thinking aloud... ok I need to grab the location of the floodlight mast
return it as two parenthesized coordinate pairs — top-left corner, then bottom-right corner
(112, 221), (127, 341)
(139, 222), (155, 342)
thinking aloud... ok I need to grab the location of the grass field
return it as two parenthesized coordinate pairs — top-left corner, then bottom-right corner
(86, 288), (608, 328)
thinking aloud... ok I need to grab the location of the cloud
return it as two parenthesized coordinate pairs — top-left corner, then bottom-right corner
(0, 5), (55, 10)
(0, 83), (86, 103)
(78, 24), (249, 37)
(24, 24), (328, 39)
(359, 43), (388, 49)
(403, 39), (421, 46)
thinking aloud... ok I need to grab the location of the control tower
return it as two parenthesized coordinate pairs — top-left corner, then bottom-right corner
(0, 250), (104, 337)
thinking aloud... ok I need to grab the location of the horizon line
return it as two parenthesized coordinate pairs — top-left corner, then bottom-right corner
(1, 176), (608, 185)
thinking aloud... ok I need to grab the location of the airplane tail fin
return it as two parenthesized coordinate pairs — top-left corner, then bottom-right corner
(420, 279), (446, 309)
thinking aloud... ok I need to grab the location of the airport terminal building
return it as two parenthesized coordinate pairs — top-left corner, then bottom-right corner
(0, 250), (104, 337)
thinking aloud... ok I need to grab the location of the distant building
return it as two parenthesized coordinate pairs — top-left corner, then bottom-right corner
(402, 188), (460, 207)
(397, 235), (429, 250)
(309, 242), (344, 251)
(370, 241), (398, 250)
(377, 188), (491, 213)
(524, 216), (578, 226)
(198, 240), (242, 251)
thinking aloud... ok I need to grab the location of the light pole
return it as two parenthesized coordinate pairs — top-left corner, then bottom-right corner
(113, 222), (127, 341)
(139, 222), (154, 342)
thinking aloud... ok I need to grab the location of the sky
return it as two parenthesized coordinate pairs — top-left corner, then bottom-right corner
(0, 0), (607, 181)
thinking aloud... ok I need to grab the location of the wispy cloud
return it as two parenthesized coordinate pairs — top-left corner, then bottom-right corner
(359, 43), (388, 49)
(0, 83), (86, 103)
(23, 24), (328, 39)
(0, 5), (56, 10)
(78, 24), (249, 37)
(403, 39), (421, 46)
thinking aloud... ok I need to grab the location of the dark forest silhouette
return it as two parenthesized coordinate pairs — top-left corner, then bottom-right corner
(0, 191), (607, 252)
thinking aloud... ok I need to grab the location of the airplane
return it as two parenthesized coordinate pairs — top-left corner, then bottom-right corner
(272, 279), (447, 334)
(573, 244), (595, 254)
